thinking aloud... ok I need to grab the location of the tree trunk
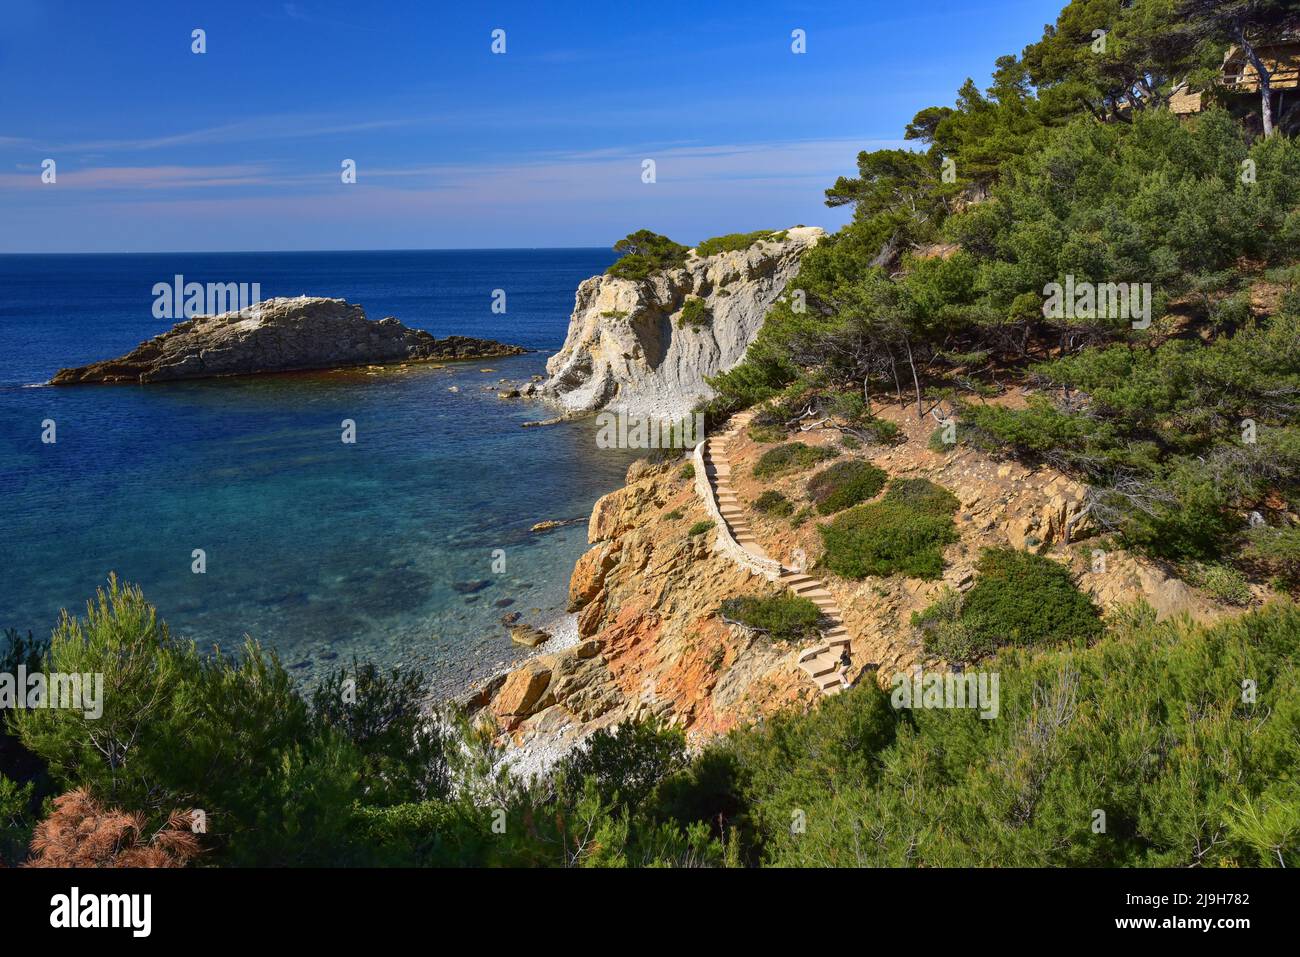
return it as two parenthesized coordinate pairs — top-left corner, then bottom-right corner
(1239, 31), (1275, 137)
(903, 337), (923, 420)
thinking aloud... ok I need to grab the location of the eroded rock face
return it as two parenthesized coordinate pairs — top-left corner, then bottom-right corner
(480, 456), (816, 748)
(482, 393), (1238, 759)
(542, 227), (825, 418)
(50, 296), (526, 384)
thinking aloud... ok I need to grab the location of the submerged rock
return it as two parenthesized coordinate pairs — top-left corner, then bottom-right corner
(450, 579), (493, 594)
(50, 296), (527, 384)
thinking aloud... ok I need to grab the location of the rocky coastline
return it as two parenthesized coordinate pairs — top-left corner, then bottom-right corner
(470, 395), (1236, 776)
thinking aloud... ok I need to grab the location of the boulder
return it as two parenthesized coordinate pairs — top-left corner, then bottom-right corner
(492, 660), (553, 725)
(509, 624), (551, 648)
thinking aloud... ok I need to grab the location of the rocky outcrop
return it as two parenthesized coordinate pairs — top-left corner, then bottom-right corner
(478, 391), (1243, 762)
(51, 296), (526, 384)
(472, 455), (822, 751)
(541, 227), (825, 418)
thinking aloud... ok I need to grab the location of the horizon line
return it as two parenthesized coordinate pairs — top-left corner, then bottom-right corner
(0, 245), (625, 257)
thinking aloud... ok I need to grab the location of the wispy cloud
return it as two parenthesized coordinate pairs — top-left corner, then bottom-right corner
(0, 164), (275, 190)
(18, 116), (422, 155)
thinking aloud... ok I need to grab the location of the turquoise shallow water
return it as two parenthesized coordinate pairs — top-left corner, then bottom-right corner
(0, 249), (638, 695)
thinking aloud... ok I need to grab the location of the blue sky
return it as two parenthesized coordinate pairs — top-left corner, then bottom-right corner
(0, 0), (1062, 252)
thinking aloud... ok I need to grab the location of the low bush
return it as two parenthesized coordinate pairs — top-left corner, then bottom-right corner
(1244, 525), (1300, 587)
(688, 520), (713, 537)
(663, 508), (684, 522)
(927, 422), (963, 454)
(883, 477), (960, 516)
(830, 392), (901, 444)
(677, 297), (712, 329)
(694, 230), (786, 258)
(719, 594), (823, 642)
(807, 460), (888, 515)
(753, 442), (837, 479)
(1186, 562), (1252, 606)
(911, 587), (990, 661)
(958, 548), (1102, 648)
(753, 490), (794, 517)
(819, 500), (958, 579)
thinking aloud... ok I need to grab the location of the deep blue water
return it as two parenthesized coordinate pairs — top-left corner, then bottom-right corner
(0, 249), (634, 694)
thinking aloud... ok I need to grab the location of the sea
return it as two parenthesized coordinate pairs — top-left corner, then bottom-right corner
(0, 248), (643, 696)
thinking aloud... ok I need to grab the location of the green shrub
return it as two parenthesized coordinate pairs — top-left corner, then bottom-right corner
(311, 659), (452, 804)
(958, 548), (1102, 648)
(1244, 525), (1300, 587)
(11, 576), (363, 866)
(351, 799), (494, 867)
(599, 310), (629, 320)
(607, 230), (689, 280)
(807, 460), (888, 515)
(748, 423), (783, 443)
(792, 507), (814, 529)
(677, 297), (712, 329)
(754, 490), (794, 517)
(830, 392), (901, 444)
(688, 520), (713, 537)
(819, 500), (958, 579)
(927, 422), (962, 454)
(883, 477), (960, 516)
(679, 463), (695, 481)
(554, 718), (687, 811)
(911, 587), (990, 661)
(1186, 562), (1252, 606)
(719, 593), (824, 642)
(664, 508), (684, 522)
(714, 602), (1300, 867)
(694, 230), (786, 258)
(753, 442), (837, 479)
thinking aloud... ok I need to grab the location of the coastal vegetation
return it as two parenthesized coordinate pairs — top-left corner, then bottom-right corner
(4, 581), (1296, 867)
(700, 0), (1300, 601)
(694, 229), (789, 257)
(913, 548), (1103, 661)
(606, 230), (689, 280)
(806, 459), (888, 514)
(752, 489), (794, 517)
(818, 493), (959, 580)
(676, 297), (712, 329)
(752, 442), (837, 479)
(718, 593), (824, 643)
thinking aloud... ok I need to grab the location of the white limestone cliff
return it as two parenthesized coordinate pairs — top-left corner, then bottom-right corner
(542, 226), (825, 418)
